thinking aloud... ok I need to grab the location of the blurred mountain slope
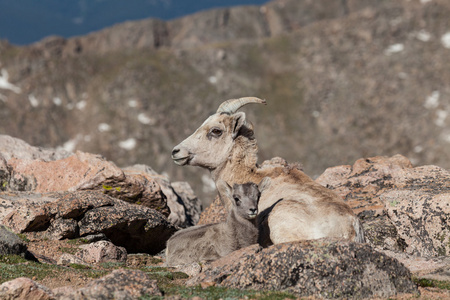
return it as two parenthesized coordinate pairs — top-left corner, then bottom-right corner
(0, 0), (449, 203)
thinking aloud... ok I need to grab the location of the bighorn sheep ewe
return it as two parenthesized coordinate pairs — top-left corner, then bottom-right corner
(165, 180), (261, 266)
(172, 97), (365, 246)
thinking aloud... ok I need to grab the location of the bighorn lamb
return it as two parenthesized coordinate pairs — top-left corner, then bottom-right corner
(172, 97), (365, 245)
(165, 180), (262, 266)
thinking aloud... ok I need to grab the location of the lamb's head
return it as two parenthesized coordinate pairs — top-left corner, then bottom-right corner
(171, 97), (266, 170)
(231, 182), (260, 219)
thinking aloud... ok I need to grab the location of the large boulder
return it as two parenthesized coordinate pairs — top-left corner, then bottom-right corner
(124, 164), (202, 227)
(316, 154), (450, 257)
(0, 277), (54, 300)
(5, 151), (169, 216)
(75, 240), (127, 264)
(1, 191), (176, 254)
(188, 239), (418, 299)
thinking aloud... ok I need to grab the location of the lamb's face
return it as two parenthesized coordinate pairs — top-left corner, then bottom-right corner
(172, 112), (246, 170)
(232, 182), (260, 219)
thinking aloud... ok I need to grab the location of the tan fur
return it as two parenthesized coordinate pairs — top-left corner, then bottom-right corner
(172, 108), (365, 246)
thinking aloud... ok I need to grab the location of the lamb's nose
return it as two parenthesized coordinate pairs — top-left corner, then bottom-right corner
(250, 208), (257, 214)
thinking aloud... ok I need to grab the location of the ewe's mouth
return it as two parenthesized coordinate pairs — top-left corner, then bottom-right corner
(172, 157), (189, 166)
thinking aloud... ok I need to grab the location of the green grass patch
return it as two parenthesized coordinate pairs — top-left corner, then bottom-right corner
(0, 255), (27, 264)
(17, 234), (30, 243)
(413, 277), (450, 290)
(159, 285), (297, 300)
(0, 259), (63, 284)
(100, 261), (126, 269)
(0, 255), (108, 284)
(69, 263), (91, 270)
(67, 237), (90, 245)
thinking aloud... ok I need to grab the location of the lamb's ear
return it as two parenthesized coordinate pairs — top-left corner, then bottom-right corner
(216, 179), (233, 211)
(231, 112), (246, 139)
(258, 177), (271, 193)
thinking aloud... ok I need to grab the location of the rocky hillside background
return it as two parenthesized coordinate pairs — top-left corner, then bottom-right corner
(0, 0), (449, 204)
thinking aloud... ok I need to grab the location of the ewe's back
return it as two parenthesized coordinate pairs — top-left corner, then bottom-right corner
(256, 167), (362, 244)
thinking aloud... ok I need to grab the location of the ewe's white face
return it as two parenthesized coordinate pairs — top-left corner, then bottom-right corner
(172, 112), (246, 170)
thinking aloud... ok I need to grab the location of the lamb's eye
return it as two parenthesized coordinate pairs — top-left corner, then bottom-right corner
(233, 197), (241, 206)
(209, 128), (223, 138)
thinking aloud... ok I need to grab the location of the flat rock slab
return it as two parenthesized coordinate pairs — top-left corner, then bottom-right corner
(1, 191), (176, 254)
(4, 150), (169, 216)
(188, 239), (418, 299)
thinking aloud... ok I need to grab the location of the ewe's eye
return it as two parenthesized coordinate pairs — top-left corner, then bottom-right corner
(208, 127), (223, 139)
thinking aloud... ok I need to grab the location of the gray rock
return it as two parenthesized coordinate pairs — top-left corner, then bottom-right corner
(0, 225), (27, 256)
(55, 269), (162, 299)
(172, 181), (202, 227)
(76, 241), (127, 264)
(57, 253), (89, 267)
(316, 155), (450, 257)
(188, 239), (418, 299)
(0, 277), (54, 300)
(2, 191), (176, 254)
(124, 164), (201, 227)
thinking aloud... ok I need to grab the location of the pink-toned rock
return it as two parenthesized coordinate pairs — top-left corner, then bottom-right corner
(5, 151), (169, 216)
(76, 241), (127, 264)
(0, 134), (71, 162)
(0, 277), (54, 300)
(57, 269), (162, 299)
(316, 154), (450, 257)
(7, 151), (125, 194)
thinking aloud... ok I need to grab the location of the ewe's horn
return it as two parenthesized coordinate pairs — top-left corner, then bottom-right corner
(216, 97), (266, 114)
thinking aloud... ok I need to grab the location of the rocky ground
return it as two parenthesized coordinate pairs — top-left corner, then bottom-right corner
(1, 135), (449, 299)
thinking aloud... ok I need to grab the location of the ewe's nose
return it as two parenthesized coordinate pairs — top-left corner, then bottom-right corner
(171, 148), (180, 157)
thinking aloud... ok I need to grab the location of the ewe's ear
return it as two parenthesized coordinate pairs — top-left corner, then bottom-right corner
(216, 179), (233, 210)
(231, 112), (246, 139)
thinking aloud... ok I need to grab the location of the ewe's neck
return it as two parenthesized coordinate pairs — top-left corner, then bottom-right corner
(211, 135), (259, 185)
